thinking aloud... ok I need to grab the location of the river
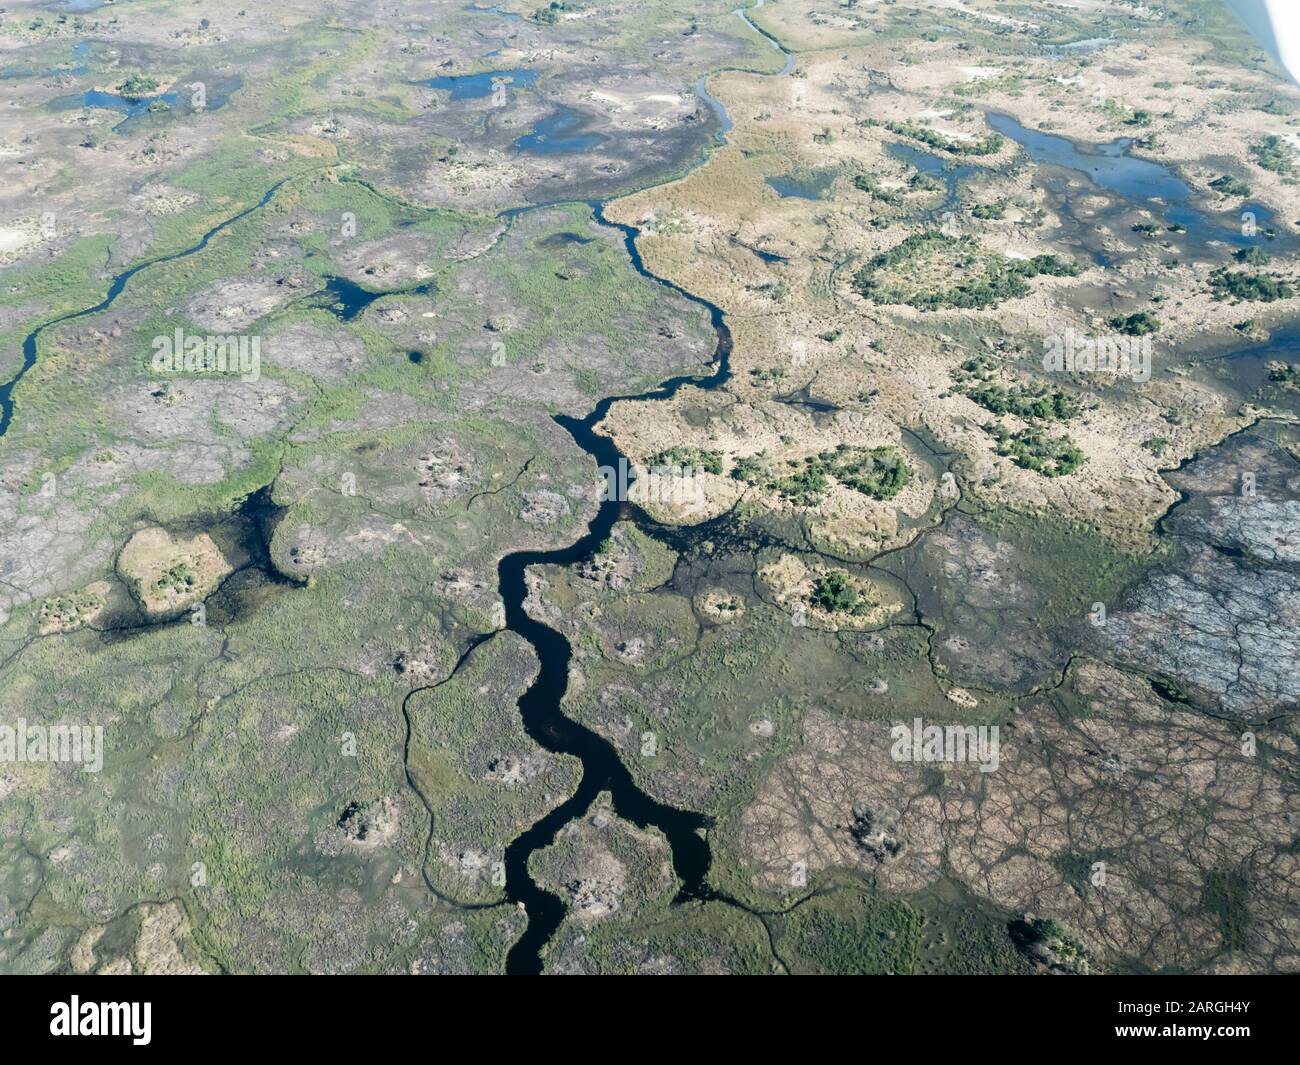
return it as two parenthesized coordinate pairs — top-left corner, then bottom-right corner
(0, 3), (792, 975)
(495, 4), (789, 976)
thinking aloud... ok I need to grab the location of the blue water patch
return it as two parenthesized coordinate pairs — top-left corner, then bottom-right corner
(513, 106), (605, 154)
(889, 141), (977, 180)
(309, 276), (436, 322)
(695, 75), (732, 141)
(425, 67), (537, 100)
(1199, 320), (1300, 399)
(66, 40), (90, 74)
(51, 78), (237, 131)
(538, 231), (595, 248)
(987, 111), (1282, 249)
(2, 40), (91, 79)
(765, 169), (835, 200)
(51, 89), (184, 132)
(746, 244), (786, 263)
(891, 141), (943, 175)
(1164, 200), (1279, 247)
(466, 3), (524, 21)
(988, 111), (1188, 201)
(887, 141), (977, 214)
(78, 89), (184, 115)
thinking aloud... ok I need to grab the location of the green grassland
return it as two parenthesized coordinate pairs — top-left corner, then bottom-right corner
(0, 105), (715, 973)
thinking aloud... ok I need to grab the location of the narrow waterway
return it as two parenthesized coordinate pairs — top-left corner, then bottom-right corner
(497, 5), (790, 974)
(499, 205), (734, 973)
(0, 180), (287, 438)
(0, 5), (794, 974)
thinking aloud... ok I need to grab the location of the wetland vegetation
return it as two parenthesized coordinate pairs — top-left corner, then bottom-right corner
(1, 0), (1297, 980)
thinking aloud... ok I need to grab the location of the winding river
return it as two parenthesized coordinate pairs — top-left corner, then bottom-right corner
(0, 181), (288, 439)
(498, 206), (735, 974)
(0, 4), (794, 974)
(496, 6), (790, 973)
(8, 0), (1273, 975)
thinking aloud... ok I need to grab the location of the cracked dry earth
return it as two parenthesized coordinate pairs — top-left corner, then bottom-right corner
(1103, 434), (1300, 719)
(734, 431), (1300, 974)
(740, 661), (1300, 973)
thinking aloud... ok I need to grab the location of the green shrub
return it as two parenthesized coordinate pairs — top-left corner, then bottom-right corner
(1109, 311), (1160, 335)
(1208, 268), (1295, 302)
(810, 571), (867, 615)
(970, 200), (1008, 220)
(885, 120), (1003, 156)
(853, 232), (1079, 310)
(988, 424), (1086, 476)
(767, 445), (910, 505)
(649, 446), (723, 475)
(118, 72), (160, 99)
(1208, 174), (1251, 197)
(965, 383), (1080, 421)
(1250, 135), (1295, 174)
